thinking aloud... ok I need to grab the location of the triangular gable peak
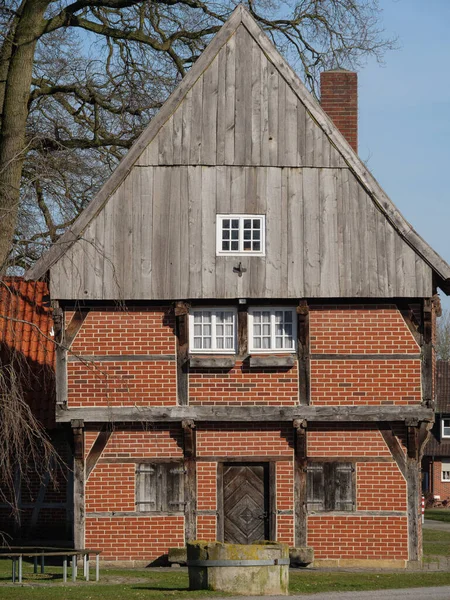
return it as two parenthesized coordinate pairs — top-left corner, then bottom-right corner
(26, 5), (450, 299)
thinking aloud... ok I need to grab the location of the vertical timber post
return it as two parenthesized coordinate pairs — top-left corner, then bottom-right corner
(52, 301), (68, 406)
(175, 302), (189, 406)
(182, 419), (197, 542)
(293, 419), (307, 547)
(422, 298), (433, 408)
(297, 302), (310, 406)
(71, 419), (85, 550)
(406, 420), (420, 562)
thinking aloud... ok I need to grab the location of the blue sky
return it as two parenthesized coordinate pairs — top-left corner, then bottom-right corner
(357, 0), (450, 307)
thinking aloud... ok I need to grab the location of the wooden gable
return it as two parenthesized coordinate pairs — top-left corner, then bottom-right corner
(26, 6), (450, 299)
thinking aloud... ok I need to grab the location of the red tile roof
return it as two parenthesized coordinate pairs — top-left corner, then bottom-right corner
(0, 277), (55, 427)
(0, 277), (55, 367)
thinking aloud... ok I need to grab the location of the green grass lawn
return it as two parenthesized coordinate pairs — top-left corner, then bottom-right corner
(425, 509), (450, 523)
(2, 559), (450, 599)
(423, 528), (450, 557)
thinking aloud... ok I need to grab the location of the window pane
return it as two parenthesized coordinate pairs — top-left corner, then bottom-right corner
(244, 229), (251, 239)
(253, 241), (260, 251)
(223, 219), (230, 228)
(223, 230), (230, 240)
(231, 229), (239, 239)
(243, 219), (251, 229)
(231, 219), (239, 228)
(222, 241), (230, 251)
(262, 337), (270, 349)
(253, 219), (260, 229)
(231, 241), (239, 250)
(243, 242), (251, 250)
(194, 312), (202, 323)
(253, 230), (260, 240)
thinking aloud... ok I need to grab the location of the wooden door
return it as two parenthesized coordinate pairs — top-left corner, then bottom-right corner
(222, 463), (269, 544)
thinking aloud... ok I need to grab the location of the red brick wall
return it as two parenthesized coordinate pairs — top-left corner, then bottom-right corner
(308, 424), (392, 457)
(308, 516), (408, 560)
(310, 305), (419, 354)
(320, 70), (358, 153)
(357, 462), (406, 511)
(190, 361), (298, 405)
(85, 516), (185, 561)
(196, 423), (294, 457)
(86, 464), (136, 512)
(310, 305), (421, 406)
(276, 460), (294, 546)
(67, 307), (176, 407)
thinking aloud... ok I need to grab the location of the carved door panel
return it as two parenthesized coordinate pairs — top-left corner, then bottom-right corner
(223, 463), (269, 544)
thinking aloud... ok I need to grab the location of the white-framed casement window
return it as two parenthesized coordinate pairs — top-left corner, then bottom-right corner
(442, 418), (450, 439)
(248, 307), (296, 353)
(216, 214), (265, 255)
(442, 461), (450, 482)
(189, 308), (237, 354)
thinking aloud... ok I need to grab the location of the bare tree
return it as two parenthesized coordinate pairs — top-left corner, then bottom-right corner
(0, 0), (396, 272)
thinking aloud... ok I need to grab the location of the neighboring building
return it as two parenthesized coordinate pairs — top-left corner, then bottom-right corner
(26, 6), (450, 567)
(0, 277), (72, 543)
(423, 360), (450, 503)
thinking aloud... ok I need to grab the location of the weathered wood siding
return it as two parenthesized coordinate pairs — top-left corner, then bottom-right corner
(51, 165), (432, 299)
(136, 25), (345, 169)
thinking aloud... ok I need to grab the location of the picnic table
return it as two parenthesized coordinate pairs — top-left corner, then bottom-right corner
(0, 546), (102, 583)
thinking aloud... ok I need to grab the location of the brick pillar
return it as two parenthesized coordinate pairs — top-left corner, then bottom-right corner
(320, 69), (358, 153)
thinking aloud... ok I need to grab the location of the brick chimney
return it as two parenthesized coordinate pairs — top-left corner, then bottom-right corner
(320, 69), (358, 153)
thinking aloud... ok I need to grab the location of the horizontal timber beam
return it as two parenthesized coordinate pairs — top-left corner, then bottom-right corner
(56, 405), (434, 424)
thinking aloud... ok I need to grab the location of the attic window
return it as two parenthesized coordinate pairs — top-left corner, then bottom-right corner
(442, 418), (450, 439)
(216, 215), (265, 256)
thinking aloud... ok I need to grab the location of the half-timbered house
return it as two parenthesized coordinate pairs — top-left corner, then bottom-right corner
(26, 5), (450, 567)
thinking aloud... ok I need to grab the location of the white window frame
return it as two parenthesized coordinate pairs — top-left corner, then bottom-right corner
(248, 307), (297, 353)
(189, 308), (237, 354)
(442, 418), (450, 439)
(216, 214), (265, 256)
(442, 461), (450, 482)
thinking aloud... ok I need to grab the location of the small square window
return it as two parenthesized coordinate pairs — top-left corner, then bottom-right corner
(442, 462), (450, 482)
(248, 307), (296, 353)
(189, 308), (237, 354)
(217, 214), (265, 255)
(442, 418), (450, 439)
(136, 463), (185, 512)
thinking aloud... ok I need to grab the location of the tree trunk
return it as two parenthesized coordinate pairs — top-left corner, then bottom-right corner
(0, 0), (48, 272)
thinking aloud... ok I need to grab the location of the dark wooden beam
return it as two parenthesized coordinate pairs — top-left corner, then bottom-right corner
(52, 301), (67, 406)
(378, 424), (406, 478)
(297, 302), (310, 406)
(56, 405), (435, 424)
(249, 355), (295, 368)
(71, 420), (85, 550)
(64, 309), (90, 349)
(216, 462), (224, 542)
(269, 462), (276, 542)
(422, 298), (433, 408)
(182, 419), (196, 542)
(175, 302), (189, 406)
(397, 302), (421, 346)
(85, 428), (113, 480)
(293, 419), (307, 547)
(237, 306), (248, 358)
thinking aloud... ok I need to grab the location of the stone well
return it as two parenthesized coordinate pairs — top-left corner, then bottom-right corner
(187, 541), (289, 596)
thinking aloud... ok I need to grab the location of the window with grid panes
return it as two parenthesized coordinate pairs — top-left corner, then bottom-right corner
(216, 215), (265, 255)
(248, 308), (296, 352)
(189, 308), (236, 353)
